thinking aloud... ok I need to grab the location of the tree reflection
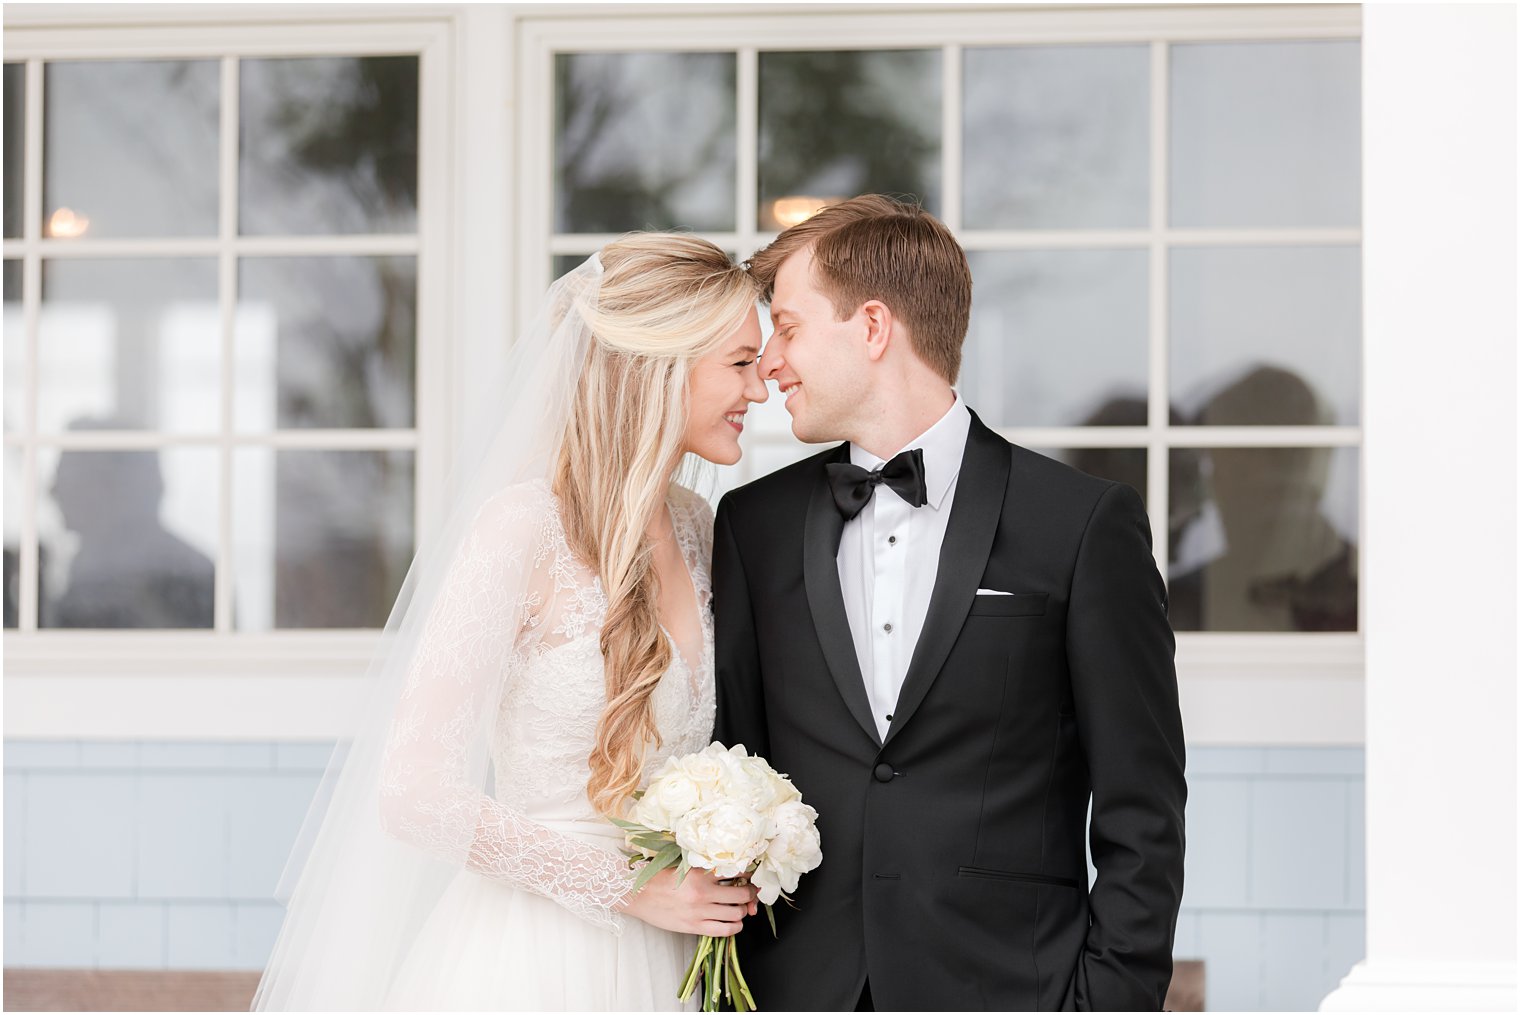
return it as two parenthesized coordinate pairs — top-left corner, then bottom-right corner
(758, 50), (940, 226)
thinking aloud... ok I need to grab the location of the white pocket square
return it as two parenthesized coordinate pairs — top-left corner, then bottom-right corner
(975, 588), (1013, 596)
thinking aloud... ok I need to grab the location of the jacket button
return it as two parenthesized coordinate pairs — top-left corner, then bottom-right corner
(873, 762), (895, 783)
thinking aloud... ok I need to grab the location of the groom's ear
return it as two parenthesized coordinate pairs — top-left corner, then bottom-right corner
(860, 299), (895, 363)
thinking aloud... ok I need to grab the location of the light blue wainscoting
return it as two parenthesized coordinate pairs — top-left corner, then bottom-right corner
(3, 742), (1366, 1010)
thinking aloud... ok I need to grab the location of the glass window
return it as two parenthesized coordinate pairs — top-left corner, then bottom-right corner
(235, 255), (416, 431)
(759, 49), (941, 229)
(1169, 446), (1358, 632)
(964, 248), (1149, 427)
(240, 56), (420, 236)
(963, 45), (1149, 229)
(233, 449), (414, 630)
(38, 258), (221, 434)
(7, 47), (424, 635)
(4, 63), (24, 239)
(555, 52), (736, 233)
(1170, 246), (1361, 426)
(539, 26), (1362, 636)
(1170, 41), (1361, 229)
(37, 446), (218, 629)
(44, 60), (220, 239)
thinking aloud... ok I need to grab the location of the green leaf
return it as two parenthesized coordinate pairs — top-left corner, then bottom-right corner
(631, 850), (678, 893)
(765, 902), (777, 938)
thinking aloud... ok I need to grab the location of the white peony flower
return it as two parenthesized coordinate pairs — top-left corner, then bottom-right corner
(752, 800), (823, 904)
(632, 768), (703, 832)
(673, 800), (771, 879)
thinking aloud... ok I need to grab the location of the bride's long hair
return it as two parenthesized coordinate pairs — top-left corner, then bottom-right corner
(552, 234), (759, 816)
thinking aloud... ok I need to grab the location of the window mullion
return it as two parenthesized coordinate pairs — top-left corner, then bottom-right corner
(941, 43), (962, 234)
(1147, 39), (1171, 577)
(216, 54), (239, 634)
(19, 58), (44, 631)
(736, 46), (758, 256)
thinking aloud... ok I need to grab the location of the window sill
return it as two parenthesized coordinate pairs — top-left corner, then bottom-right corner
(3, 631), (1364, 744)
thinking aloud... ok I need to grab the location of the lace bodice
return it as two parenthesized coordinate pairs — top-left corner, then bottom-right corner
(378, 479), (715, 933)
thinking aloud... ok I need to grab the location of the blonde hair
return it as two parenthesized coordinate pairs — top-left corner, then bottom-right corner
(552, 234), (759, 816)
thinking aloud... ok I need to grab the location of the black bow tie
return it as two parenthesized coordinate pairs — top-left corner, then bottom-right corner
(826, 448), (928, 520)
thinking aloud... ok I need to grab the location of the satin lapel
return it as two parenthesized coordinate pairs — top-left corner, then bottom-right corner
(883, 414), (1012, 749)
(803, 449), (882, 747)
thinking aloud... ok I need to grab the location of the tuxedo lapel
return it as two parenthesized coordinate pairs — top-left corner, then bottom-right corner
(883, 413), (1011, 748)
(803, 446), (882, 747)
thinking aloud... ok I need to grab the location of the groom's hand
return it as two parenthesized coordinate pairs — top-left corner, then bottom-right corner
(617, 868), (759, 937)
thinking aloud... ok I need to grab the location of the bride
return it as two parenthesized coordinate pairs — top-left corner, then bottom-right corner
(253, 236), (768, 1010)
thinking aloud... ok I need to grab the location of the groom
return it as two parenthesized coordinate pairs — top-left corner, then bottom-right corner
(713, 196), (1186, 1011)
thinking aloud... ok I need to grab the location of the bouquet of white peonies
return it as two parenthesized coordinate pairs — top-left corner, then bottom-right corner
(614, 741), (823, 1012)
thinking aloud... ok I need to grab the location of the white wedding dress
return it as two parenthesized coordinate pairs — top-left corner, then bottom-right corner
(376, 478), (714, 1011)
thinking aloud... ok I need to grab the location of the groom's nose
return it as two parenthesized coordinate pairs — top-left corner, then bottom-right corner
(759, 335), (786, 382)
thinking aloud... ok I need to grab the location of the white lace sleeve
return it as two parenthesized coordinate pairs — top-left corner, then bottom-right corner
(378, 485), (634, 932)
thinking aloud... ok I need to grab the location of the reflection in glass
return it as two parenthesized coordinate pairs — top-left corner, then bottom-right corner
(236, 256), (415, 431)
(4, 445), (19, 627)
(963, 249), (1148, 426)
(39, 258), (220, 433)
(555, 52), (736, 233)
(1168, 444), (1358, 632)
(240, 57), (419, 236)
(44, 61), (219, 238)
(1170, 41), (1360, 228)
(964, 45), (1148, 229)
(234, 449), (413, 629)
(38, 441), (217, 629)
(4, 64), (23, 238)
(759, 50), (940, 229)
(552, 254), (594, 282)
(1170, 246), (1360, 425)
(4, 260), (21, 433)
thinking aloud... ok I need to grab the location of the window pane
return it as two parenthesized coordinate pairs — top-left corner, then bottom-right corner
(1168, 446), (1358, 632)
(555, 52), (736, 233)
(235, 256), (415, 431)
(4, 259), (21, 433)
(1170, 246), (1360, 425)
(4, 445), (19, 628)
(37, 445), (217, 629)
(963, 249), (1148, 427)
(38, 258), (220, 433)
(4, 63), (23, 239)
(240, 56), (419, 236)
(759, 49), (940, 229)
(233, 449), (413, 630)
(1170, 41), (1360, 228)
(964, 45), (1148, 229)
(44, 61), (219, 239)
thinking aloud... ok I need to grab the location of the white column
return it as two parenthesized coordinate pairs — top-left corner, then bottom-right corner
(1321, 4), (1516, 1011)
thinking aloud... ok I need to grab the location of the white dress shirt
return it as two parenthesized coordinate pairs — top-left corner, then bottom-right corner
(837, 396), (972, 740)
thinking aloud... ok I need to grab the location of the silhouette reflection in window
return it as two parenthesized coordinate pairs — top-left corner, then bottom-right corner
(44, 419), (214, 629)
(1167, 366), (1358, 632)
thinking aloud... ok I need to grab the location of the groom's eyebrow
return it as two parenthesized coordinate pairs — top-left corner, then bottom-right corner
(770, 306), (795, 323)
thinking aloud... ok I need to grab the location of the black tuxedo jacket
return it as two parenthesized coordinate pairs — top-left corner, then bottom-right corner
(712, 413), (1186, 1012)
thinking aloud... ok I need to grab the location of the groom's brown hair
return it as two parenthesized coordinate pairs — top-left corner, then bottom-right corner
(746, 194), (972, 384)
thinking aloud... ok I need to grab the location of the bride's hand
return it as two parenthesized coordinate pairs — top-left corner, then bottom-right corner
(617, 868), (759, 936)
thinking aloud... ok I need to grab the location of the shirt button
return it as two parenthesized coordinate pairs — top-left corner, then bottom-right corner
(888, 535), (897, 545)
(883, 623), (893, 633)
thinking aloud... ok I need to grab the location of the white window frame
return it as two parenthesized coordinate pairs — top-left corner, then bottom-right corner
(519, 3), (1366, 746)
(2, 5), (512, 740)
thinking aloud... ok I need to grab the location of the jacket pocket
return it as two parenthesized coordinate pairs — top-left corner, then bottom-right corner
(966, 592), (1049, 617)
(957, 865), (1077, 888)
